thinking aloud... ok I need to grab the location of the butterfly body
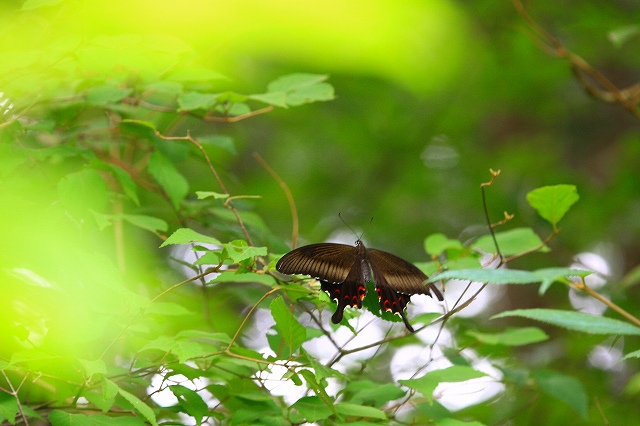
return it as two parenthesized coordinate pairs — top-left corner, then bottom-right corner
(276, 240), (443, 332)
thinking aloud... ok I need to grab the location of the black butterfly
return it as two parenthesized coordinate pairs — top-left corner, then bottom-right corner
(276, 240), (443, 332)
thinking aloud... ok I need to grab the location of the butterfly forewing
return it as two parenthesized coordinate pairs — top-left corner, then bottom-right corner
(276, 243), (358, 284)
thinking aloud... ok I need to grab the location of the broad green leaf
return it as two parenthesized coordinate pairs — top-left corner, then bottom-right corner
(222, 240), (268, 263)
(122, 214), (168, 233)
(473, 228), (549, 256)
(199, 135), (236, 155)
(348, 382), (406, 406)
(425, 233), (464, 256)
(210, 271), (277, 286)
(107, 164), (139, 205)
(102, 378), (120, 400)
(177, 91), (217, 111)
(428, 268), (540, 285)
(160, 228), (221, 247)
(534, 370), (588, 418)
(86, 84), (132, 104)
(466, 327), (548, 346)
(148, 150), (189, 208)
(82, 390), (115, 413)
(170, 385), (209, 424)
(286, 83), (334, 106)
(399, 366), (487, 403)
(526, 185), (579, 227)
(250, 91), (288, 108)
(117, 388), (158, 426)
(270, 296), (306, 354)
(623, 349), (640, 360)
(58, 169), (109, 219)
(492, 309), (640, 335)
(144, 302), (193, 317)
(334, 403), (387, 420)
(534, 267), (592, 294)
(0, 393), (18, 425)
(290, 396), (333, 422)
(267, 73), (329, 92)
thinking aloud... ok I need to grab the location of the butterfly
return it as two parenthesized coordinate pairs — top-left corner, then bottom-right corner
(276, 239), (443, 332)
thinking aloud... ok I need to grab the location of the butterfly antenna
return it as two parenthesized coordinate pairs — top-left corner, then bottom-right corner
(338, 212), (361, 242)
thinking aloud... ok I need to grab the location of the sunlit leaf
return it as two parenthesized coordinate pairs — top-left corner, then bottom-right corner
(492, 309), (640, 335)
(526, 185), (579, 227)
(160, 228), (221, 247)
(290, 396), (333, 422)
(223, 240), (268, 263)
(428, 268), (540, 285)
(177, 91), (217, 111)
(58, 169), (110, 219)
(334, 403), (387, 420)
(534, 267), (592, 294)
(170, 385), (209, 424)
(122, 214), (168, 233)
(466, 327), (548, 346)
(210, 271), (277, 286)
(424, 233), (464, 256)
(86, 84), (133, 104)
(473, 227), (549, 256)
(117, 388), (158, 426)
(107, 164), (139, 205)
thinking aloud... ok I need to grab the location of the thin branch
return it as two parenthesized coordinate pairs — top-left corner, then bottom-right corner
(253, 152), (299, 249)
(570, 279), (640, 328)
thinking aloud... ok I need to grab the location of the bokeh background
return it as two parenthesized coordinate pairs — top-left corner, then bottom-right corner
(1, 0), (640, 424)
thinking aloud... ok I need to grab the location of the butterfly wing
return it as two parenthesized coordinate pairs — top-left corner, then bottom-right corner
(366, 249), (443, 300)
(276, 243), (358, 284)
(276, 243), (366, 324)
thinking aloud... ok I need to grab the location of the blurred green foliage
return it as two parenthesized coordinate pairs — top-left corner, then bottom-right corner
(1, 0), (639, 425)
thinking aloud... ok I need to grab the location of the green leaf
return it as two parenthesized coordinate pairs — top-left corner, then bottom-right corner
(425, 233), (464, 256)
(0, 393), (18, 425)
(251, 73), (334, 108)
(107, 164), (139, 205)
(347, 381), (406, 406)
(117, 388), (158, 426)
(58, 169), (110, 219)
(170, 385), (209, 424)
(399, 366), (487, 403)
(428, 268), (541, 285)
(86, 84), (133, 104)
(210, 271), (277, 286)
(466, 327), (549, 346)
(270, 296), (306, 354)
(623, 349), (640, 360)
(334, 403), (387, 420)
(492, 309), (640, 335)
(165, 67), (227, 82)
(223, 240), (268, 263)
(148, 150), (189, 208)
(177, 91), (217, 111)
(526, 185), (579, 227)
(121, 119), (157, 132)
(122, 214), (168, 233)
(533, 267), (592, 294)
(534, 370), (588, 418)
(160, 228), (221, 247)
(290, 396), (333, 422)
(473, 227), (549, 256)
(196, 191), (229, 200)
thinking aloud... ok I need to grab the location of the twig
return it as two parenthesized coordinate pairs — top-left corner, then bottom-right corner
(253, 152), (299, 249)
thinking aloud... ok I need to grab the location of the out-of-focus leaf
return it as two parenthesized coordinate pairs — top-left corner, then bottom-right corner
(534, 370), (588, 418)
(148, 150), (189, 208)
(425, 233), (464, 256)
(290, 396), (333, 422)
(271, 296), (306, 354)
(86, 84), (132, 104)
(534, 267), (591, 294)
(492, 309), (640, 335)
(177, 91), (217, 111)
(473, 227), (549, 256)
(160, 228), (221, 247)
(334, 403), (387, 420)
(428, 268), (540, 285)
(608, 25), (640, 48)
(466, 327), (548, 346)
(399, 366), (487, 403)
